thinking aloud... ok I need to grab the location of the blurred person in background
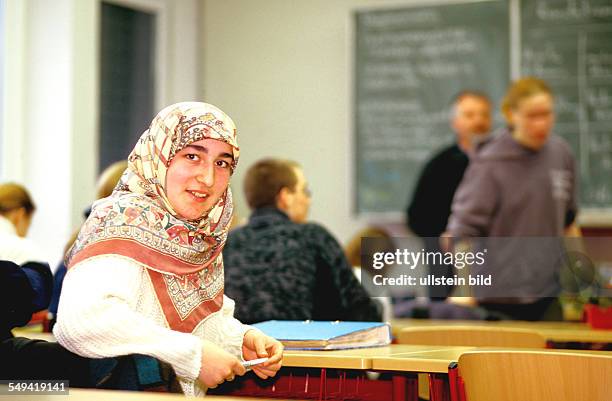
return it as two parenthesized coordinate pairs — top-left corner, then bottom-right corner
(344, 226), (394, 321)
(446, 77), (579, 321)
(0, 183), (52, 333)
(407, 91), (492, 299)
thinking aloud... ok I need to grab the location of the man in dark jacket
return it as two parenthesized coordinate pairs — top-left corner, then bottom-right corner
(407, 91), (492, 299)
(0, 260), (52, 340)
(224, 159), (382, 324)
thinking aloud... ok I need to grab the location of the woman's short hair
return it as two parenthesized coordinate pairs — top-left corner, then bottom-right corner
(244, 158), (300, 209)
(0, 183), (36, 215)
(501, 77), (552, 123)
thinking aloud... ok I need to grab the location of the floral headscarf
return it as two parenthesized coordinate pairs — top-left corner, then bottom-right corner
(66, 102), (239, 332)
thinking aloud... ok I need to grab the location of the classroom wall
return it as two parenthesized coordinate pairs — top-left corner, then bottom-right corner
(1, 0), (199, 266)
(200, 0), (457, 242)
(1, 0), (490, 266)
(3, 0), (98, 267)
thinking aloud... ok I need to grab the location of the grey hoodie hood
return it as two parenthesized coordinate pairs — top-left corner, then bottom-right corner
(475, 128), (567, 162)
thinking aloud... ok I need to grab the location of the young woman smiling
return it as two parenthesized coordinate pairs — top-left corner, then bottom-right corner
(54, 102), (283, 395)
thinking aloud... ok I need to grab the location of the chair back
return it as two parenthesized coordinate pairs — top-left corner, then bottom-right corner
(397, 325), (546, 348)
(459, 350), (612, 401)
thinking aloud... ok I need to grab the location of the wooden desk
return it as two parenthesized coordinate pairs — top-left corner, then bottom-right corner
(371, 346), (612, 372)
(11, 328), (56, 342)
(370, 346), (612, 401)
(536, 327), (612, 343)
(283, 345), (449, 369)
(391, 318), (612, 344)
(470, 347), (612, 358)
(284, 345), (481, 401)
(371, 347), (476, 373)
(214, 345), (470, 401)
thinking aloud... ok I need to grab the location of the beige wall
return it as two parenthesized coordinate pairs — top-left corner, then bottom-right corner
(2, 0), (200, 265)
(1, 0), (480, 265)
(199, 0), (449, 241)
(3, 0), (99, 266)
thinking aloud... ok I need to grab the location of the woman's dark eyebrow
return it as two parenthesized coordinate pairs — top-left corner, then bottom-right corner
(184, 144), (233, 160)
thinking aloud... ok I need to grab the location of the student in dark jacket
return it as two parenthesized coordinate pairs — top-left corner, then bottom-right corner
(224, 159), (382, 324)
(0, 260), (91, 386)
(0, 260), (52, 340)
(407, 91), (492, 299)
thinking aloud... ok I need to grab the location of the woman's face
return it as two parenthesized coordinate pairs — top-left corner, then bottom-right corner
(165, 138), (234, 220)
(510, 92), (555, 150)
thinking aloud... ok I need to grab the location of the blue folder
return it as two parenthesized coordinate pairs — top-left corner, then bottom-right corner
(252, 320), (391, 350)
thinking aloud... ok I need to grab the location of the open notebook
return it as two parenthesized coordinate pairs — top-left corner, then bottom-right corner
(252, 320), (391, 350)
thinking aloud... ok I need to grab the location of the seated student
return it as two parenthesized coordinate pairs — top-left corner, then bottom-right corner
(344, 226), (394, 321)
(0, 260), (90, 386)
(223, 158), (382, 324)
(1, 254), (188, 391)
(0, 260), (52, 340)
(0, 183), (52, 320)
(54, 103), (282, 395)
(344, 227), (485, 321)
(0, 183), (48, 265)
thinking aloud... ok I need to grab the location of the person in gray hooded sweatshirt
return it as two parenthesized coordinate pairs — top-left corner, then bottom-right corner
(446, 77), (579, 321)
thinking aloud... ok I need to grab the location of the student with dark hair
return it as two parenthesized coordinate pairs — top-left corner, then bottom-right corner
(223, 158), (382, 324)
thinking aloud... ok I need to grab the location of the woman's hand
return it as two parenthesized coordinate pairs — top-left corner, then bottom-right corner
(242, 329), (283, 379)
(199, 340), (246, 388)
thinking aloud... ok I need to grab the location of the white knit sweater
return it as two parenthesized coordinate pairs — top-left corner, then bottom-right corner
(53, 255), (249, 396)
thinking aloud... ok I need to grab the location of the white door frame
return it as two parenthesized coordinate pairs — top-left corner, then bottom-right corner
(101, 0), (169, 111)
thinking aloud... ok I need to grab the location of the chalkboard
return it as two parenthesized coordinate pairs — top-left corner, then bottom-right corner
(354, 1), (510, 215)
(521, 0), (612, 208)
